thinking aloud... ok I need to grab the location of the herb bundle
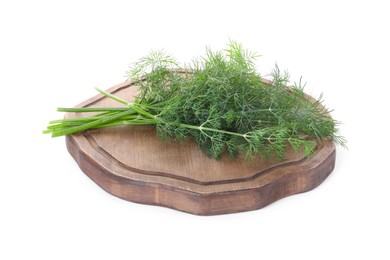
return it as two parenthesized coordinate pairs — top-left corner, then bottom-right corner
(44, 41), (346, 160)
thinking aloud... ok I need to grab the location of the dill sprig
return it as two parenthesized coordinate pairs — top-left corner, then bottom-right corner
(44, 41), (346, 160)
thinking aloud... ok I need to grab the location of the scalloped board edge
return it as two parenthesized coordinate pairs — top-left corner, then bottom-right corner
(66, 134), (335, 215)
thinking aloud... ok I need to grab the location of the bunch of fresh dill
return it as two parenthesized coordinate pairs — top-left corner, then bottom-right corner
(44, 41), (346, 160)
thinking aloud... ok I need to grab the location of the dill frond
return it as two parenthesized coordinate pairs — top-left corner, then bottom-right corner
(45, 41), (346, 160)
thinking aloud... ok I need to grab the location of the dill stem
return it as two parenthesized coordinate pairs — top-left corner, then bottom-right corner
(96, 118), (159, 128)
(57, 107), (129, 112)
(95, 87), (130, 106)
(95, 87), (159, 121)
(177, 123), (245, 137)
(49, 109), (135, 137)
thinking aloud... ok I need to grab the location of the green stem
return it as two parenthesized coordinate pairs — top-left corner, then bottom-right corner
(57, 107), (129, 112)
(129, 104), (159, 120)
(95, 119), (159, 128)
(95, 87), (159, 121)
(49, 113), (139, 125)
(95, 87), (131, 106)
(177, 123), (245, 138)
(49, 109), (136, 137)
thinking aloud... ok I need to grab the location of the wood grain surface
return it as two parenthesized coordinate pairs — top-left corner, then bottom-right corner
(65, 80), (336, 215)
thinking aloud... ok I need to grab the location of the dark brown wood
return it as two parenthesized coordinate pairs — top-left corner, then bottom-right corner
(65, 80), (336, 215)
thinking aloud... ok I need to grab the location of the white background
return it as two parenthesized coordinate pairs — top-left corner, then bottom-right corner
(1, 0), (389, 259)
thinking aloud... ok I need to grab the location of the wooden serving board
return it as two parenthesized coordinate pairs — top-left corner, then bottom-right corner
(66, 80), (336, 215)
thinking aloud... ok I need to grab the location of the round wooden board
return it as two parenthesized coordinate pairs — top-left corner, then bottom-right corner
(65, 80), (336, 215)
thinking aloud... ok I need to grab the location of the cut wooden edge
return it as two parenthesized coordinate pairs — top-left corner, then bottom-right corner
(66, 134), (336, 215)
